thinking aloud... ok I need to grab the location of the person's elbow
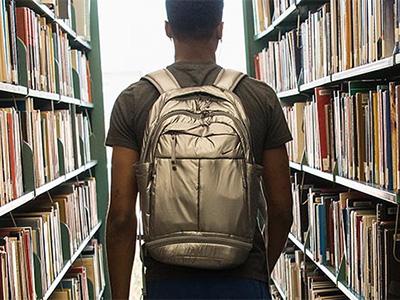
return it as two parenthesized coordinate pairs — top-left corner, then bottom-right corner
(106, 210), (137, 238)
(269, 201), (293, 228)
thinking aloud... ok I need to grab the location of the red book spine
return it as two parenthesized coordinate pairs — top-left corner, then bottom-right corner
(23, 231), (35, 300)
(15, 8), (31, 87)
(315, 87), (332, 171)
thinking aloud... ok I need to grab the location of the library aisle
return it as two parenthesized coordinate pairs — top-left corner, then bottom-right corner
(245, 0), (400, 299)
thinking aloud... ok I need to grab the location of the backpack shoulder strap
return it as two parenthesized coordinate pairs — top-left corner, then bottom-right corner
(143, 69), (181, 94)
(213, 69), (246, 92)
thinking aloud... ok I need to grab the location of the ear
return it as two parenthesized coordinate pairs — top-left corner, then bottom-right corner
(165, 21), (173, 39)
(216, 22), (224, 40)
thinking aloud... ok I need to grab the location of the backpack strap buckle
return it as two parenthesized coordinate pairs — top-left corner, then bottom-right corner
(213, 69), (246, 92)
(143, 69), (181, 94)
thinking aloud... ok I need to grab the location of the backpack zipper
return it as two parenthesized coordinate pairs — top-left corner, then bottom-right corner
(171, 134), (177, 171)
(143, 109), (252, 163)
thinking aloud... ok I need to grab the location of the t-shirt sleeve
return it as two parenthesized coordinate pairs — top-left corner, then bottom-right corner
(264, 92), (293, 150)
(105, 91), (139, 151)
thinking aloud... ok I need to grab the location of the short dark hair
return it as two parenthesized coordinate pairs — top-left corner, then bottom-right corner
(166, 0), (224, 40)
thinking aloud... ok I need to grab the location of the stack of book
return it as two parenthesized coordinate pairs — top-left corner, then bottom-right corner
(52, 178), (99, 257)
(0, 0), (18, 84)
(285, 82), (400, 191)
(255, 29), (301, 93)
(272, 245), (303, 299)
(272, 243), (348, 299)
(252, 0), (297, 36)
(254, 1), (400, 93)
(0, 1), (92, 103)
(301, 4), (331, 85)
(330, 0), (397, 73)
(0, 107), (24, 204)
(252, 0), (273, 35)
(283, 102), (305, 164)
(20, 98), (92, 190)
(292, 184), (400, 300)
(273, 0), (296, 19)
(0, 178), (99, 298)
(332, 82), (400, 190)
(51, 239), (106, 300)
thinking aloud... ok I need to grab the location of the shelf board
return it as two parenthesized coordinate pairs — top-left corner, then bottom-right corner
(271, 277), (286, 300)
(288, 234), (361, 300)
(65, 161), (97, 181)
(17, 0), (56, 21)
(273, 4), (297, 28)
(0, 82), (28, 95)
(42, 222), (102, 300)
(254, 4), (297, 41)
(254, 25), (275, 41)
(289, 161), (302, 171)
(59, 95), (82, 106)
(59, 97), (94, 109)
(334, 176), (398, 204)
(290, 162), (399, 204)
(56, 19), (77, 39)
(331, 57), (394, 83)
(0, 161), (97, 217)
(0, 192), (35, 217)
(300, 76), (331, 92)
(302, 165), (334, 182)
(288, 233), (304, 251)
(35, 176), (66, 197)
(396, 53), (400, 65)
(278, 88), (299, 98)
(28, 89), (60, 101)
(337, 281), (361, 300)
(0, 84), (91, 107)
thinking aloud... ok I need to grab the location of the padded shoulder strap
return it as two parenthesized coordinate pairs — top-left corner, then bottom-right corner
(143, 69), (181, 94)
(213, 69), (246, 92)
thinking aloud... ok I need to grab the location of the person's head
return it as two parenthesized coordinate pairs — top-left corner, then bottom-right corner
(165, 0), (224, 43)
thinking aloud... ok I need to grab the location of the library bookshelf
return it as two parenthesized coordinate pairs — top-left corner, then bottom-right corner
(244, 0), (400, 299)
(0, 0), (109, 298)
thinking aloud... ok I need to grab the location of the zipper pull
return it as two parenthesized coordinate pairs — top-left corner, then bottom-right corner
(171, 134), (177, 171)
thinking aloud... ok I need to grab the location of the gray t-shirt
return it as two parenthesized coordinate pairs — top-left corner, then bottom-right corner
(106, 62), (292, 282)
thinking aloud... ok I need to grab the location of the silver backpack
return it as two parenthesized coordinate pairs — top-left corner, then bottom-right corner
(136, 68), (266, 269)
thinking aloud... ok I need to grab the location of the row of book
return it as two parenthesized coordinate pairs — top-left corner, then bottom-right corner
(284, 82), (400, 191)
(40, 0), (91, 42)
(272, 244), (347, 300)
(0, 178), (98, 299)
(0, 107), (24, 203)
(290, 173), (400, 300)
(255, 1), (400, 92)
(50, 239), (105, 300)
(252, 0), (296, 36)
(0, 2), (92, 102)
(0, 99), (92, 206)
(255, 29), (300, 93)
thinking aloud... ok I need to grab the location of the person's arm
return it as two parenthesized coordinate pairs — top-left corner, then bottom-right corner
(262, 145), (293, 271)
(106, 146), (139, 299)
